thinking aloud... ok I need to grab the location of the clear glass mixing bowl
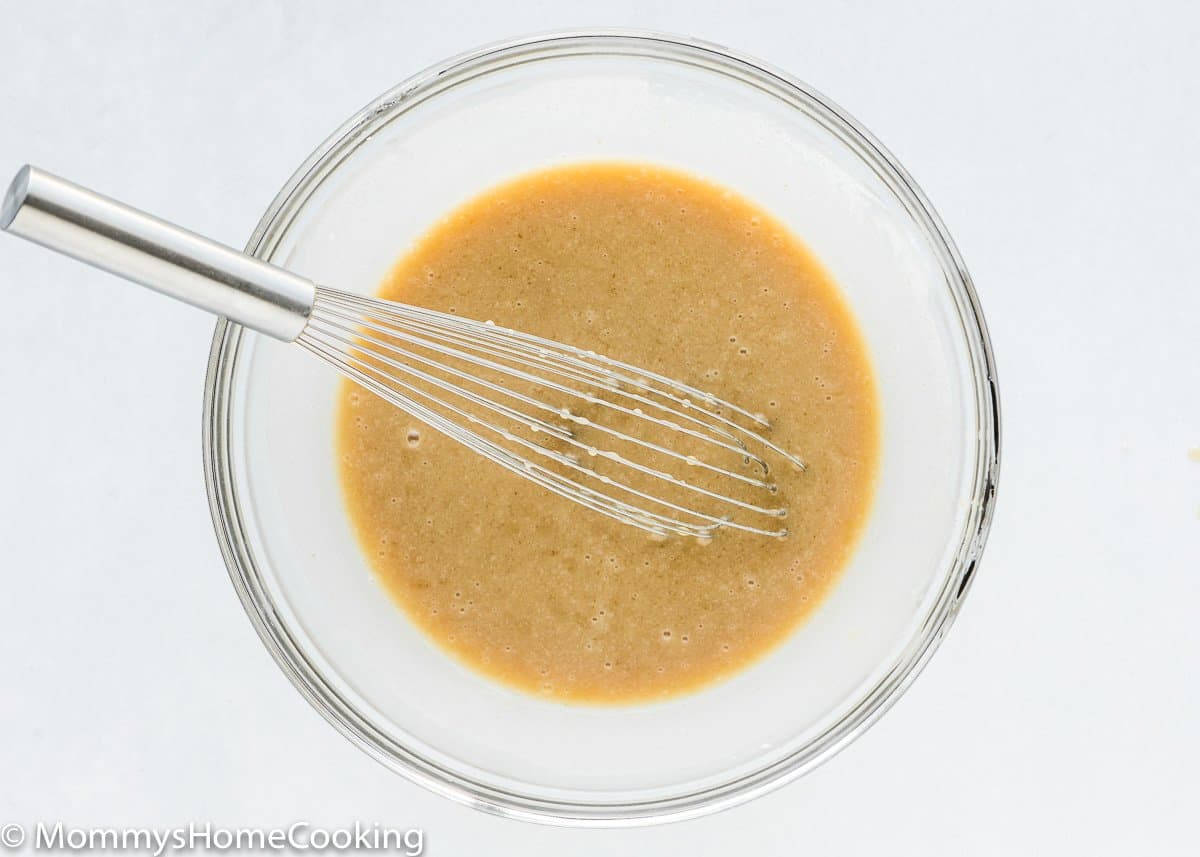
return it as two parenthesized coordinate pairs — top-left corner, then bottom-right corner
(203, 31), (999, 825)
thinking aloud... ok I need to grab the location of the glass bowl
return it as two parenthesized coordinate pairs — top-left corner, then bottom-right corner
(203, 30), (999, 825)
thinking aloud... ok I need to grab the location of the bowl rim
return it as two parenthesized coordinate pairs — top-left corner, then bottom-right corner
(202, 28), (1001, 827)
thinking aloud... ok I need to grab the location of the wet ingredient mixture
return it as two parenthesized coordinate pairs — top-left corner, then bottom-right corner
(336, 163), (879, 703)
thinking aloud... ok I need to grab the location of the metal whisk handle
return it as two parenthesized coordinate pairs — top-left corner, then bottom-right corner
(1, 165), (315, 341)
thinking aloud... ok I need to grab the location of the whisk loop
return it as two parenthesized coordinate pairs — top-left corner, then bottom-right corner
(299, 287), (802, 539)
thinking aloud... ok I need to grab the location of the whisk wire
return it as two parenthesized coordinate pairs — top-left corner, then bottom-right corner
(300, 287), (798, 539)
(305, 311), (775, 491)
(313, 296), (771, 471)
(316, 289), (807, 471)
(301, 335), (740, 538)
(300, 329), (789, 532)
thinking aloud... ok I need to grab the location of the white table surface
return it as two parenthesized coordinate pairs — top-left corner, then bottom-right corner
(1, 2), (1197, 854)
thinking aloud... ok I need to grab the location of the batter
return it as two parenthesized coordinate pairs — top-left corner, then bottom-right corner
(336, 163), (879, 703)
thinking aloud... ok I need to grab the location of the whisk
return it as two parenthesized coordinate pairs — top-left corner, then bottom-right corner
(1, 166), (802, 539)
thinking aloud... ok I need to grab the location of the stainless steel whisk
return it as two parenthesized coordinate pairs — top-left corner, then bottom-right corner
(2, 166), (802, 539)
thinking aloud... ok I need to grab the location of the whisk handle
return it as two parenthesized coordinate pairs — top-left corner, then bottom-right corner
(1, 165), (315, 341)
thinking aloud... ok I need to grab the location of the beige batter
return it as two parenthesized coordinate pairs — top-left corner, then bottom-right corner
(336, 162), (879, 703)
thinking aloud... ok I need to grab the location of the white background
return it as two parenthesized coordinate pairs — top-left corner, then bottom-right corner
(0, 1), (1196, 854)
